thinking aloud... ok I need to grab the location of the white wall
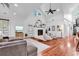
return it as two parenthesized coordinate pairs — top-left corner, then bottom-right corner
(9, 18), (15, 37)
(0, 4), (11, 37)
(9, 17), (25, 37)
(64, 13), (73, 36)
(0, 4), (73, 37)
(0, 4), (26, 37)
(23, 13), (46, 34)
(23, 7), (65, 37)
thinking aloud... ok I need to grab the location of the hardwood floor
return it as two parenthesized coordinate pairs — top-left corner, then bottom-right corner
(31, 36), (79, 56)
(37, 36), (78, 56)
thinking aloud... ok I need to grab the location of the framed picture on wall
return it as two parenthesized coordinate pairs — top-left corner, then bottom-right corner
(57, 25), (61, 31)
(52, 26), (55, 31)
(76, 18), (79, 26)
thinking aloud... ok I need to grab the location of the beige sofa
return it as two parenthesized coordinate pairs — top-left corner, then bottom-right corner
(0, 40), (37, 56)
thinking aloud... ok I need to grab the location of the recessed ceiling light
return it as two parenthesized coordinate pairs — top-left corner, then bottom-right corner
(56, 9), (60, 11)
(14, 4), (18, 7)
(13, 12), (16, 15)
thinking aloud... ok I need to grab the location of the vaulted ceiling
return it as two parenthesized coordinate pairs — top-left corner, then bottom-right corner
(0, 3), (79, 20)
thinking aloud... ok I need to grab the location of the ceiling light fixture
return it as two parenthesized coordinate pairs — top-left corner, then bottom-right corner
(56, 9), (60, 11)
(14, 4), (18, 7)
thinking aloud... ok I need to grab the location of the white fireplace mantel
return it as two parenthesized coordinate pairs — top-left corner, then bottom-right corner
(33, 27), (46, 36)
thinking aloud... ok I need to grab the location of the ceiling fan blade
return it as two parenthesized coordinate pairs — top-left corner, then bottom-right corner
(51, 11), (54, 14)
(52, 10), (56, 11)
(45, 11), (50, 14)
(45, 11), (49, 12)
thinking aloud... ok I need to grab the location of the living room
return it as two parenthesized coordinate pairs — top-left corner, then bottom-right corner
(0, 3), (79, 56)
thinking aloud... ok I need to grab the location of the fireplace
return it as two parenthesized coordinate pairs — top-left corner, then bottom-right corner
(38, 29), (43, 36)
(34, 28), (45, 36)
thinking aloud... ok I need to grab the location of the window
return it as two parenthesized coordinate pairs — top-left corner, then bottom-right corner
(0, 19), (9, 36)
(16, 26), (23, 32)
